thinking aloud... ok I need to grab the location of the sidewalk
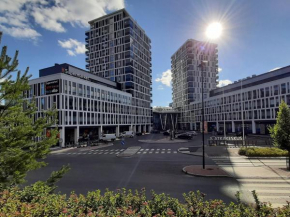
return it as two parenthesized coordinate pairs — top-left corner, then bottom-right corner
(50, 143), (113, 154)
(181, 146), (290, 179)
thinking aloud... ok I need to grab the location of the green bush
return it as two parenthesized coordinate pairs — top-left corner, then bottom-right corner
(239, 147), (288, 157)
(0, 183), (289, 216)
(239, 147), (247, 156)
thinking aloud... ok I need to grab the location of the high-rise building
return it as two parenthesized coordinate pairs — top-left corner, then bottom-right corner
(85, 9), (152, 130)
(171, 39), (218, 129)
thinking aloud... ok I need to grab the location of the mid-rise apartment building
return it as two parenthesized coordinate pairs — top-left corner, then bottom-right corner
(190, 66), (290, 134)
(85, 9), (152, 128)
(171, 39), (218, 129)
(26, 63), (151, 147)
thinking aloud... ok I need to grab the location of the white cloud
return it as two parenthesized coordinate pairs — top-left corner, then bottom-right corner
(155, 69), (172, 87)
(0, 0), (125, 40)
(217, 79), (232, 87)
(58, 38), (86, 56)
(0, 24), (41, 40)
(67, 50), (76, 56)
(218, 67), (222, 72)
(157, 85), (164, 90)
(269, 67), (281, 72)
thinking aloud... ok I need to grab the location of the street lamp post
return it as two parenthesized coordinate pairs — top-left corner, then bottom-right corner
(241, 80), (245, 146)
(198, 61), (206, 169)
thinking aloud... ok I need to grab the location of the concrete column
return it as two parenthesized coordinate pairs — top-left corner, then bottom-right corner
(148, 125), (152, 133)
(129, 124), (133, 131)
(216, 122), (219, 131)
(116, 125), (120, 137)
(252, 120), (256, 134)
(193, 122), (197, 131)
(231, 121), (235, 133)
(133, 125), (136, 133)
(74, 126), (79, 144)
(60, 127), (65, 148)
(138, 125), (141, 133)
(190, 123), (193, 131)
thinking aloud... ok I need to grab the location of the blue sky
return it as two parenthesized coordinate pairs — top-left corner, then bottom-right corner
(1, 0), (290, 107)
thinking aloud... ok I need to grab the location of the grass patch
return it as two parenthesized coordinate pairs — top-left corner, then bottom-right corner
(239, 147), (288, 157)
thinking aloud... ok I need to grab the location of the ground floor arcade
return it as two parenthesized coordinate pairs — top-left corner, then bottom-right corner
(192, 120), (275, 135)
(54, 124), (152, 147)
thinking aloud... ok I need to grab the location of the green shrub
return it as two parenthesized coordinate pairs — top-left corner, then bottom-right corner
(239, 147), (247, 155)
(239, 147), (288, 157)
(0, 184), (289, 216)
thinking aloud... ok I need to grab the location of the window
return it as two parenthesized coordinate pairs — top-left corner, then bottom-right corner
(41, 83), (45, 95)
(274, 85), (279, 95)
(270, 97), (274, 107)
(281, 83), (286, 94)
(260, 88), (264, 97)
(265, 87), (270, 97)
(72, 83), (76, 95)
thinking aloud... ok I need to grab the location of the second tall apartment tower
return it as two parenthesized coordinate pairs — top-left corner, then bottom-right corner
(171, 39), (219, 129)
(85, 9), (152, 130)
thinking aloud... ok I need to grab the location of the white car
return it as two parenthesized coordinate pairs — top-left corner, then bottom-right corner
(186, 131), (198, 136)
(100, 134), (116, 141)
(120, 131), (135, 138)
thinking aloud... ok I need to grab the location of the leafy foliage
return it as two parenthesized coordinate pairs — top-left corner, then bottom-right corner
(239, 147), (288, 157)
(269, 100), (290, 152)
(0, 33), (60, 190)
(0, 185), (289, 216)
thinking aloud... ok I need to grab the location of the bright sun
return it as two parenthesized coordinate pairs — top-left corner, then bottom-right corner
(205, 22), (222, 39)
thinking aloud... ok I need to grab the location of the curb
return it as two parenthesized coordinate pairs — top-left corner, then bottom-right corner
(247, 157), (287, 159)
(182, 167), (230, 177)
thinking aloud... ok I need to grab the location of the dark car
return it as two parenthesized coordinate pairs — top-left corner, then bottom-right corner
(236, 131), (248, 136)
(176, 134), (192, 140)
(163, 131), (170, 136)
(150, 130), (160, 134)
(136, 132), (142, 136)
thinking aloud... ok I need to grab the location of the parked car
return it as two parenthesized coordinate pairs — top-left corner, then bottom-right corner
(186, 131), (198, 136)
(99, 134), (116, 141)
(150, 130), (160, 134)
(236, 131), (248, 136)
(217, 129), (228, 136)
(176, 134), (192, 140)
(120, 131), (135, 138)
(136, 132), (142, 136)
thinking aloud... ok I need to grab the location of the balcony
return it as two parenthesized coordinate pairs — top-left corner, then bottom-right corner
(85, 64), (90, 69)
(85, 51), (89, 55)
(85, 37), (89, 42)
(85, 57), (89, 62)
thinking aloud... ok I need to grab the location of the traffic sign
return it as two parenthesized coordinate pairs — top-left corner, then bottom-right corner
(121, 140), (125, 145)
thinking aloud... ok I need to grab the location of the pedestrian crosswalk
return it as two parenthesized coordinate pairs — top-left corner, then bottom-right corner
(136, 148), (177, 154)
(237, 179), (290, 208)
(210, 156), (254, 167)
(59, 148), (178, 155)
(210, 156), (290, 207)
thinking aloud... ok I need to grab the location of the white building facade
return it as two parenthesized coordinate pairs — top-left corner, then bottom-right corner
(26, 64), (151, 147)
(190, 66), (290, 134)
(171, 39), (218, 129)
(85, 9), (152, 130)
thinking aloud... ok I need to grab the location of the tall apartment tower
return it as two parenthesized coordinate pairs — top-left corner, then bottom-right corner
(171, 39), (218, 129)
(85, 9), (152, 132)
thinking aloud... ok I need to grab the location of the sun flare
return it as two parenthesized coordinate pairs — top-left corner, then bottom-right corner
(205, 22), (222, 39)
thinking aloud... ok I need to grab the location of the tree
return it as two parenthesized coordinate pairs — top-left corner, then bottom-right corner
(269, 100), (290, 170)
(0, 33), (65, 190)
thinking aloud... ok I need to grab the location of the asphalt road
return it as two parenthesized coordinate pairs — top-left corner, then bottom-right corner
(26, 133), (241, 203)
